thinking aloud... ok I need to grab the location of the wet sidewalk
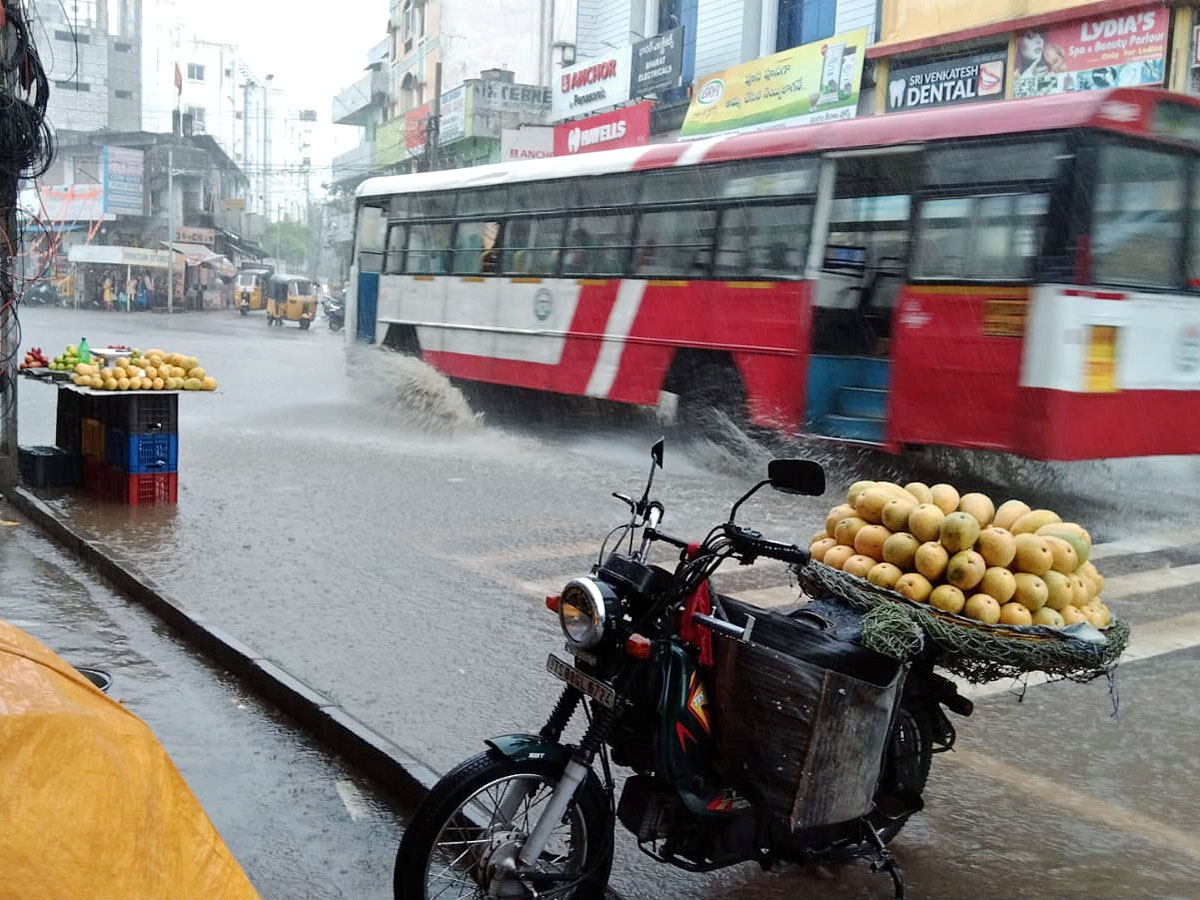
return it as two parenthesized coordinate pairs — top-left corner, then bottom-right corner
(0, 498), (405, 900)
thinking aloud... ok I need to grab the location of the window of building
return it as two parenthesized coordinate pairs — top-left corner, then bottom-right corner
(54, 80), (91, 92)
(777, 0), (836, 51)
(54, 29), (88, 43)
(187, 63), (205, 81)
(299, 109), (318, 122)
(113, 41), (132, 53)
(114, 89), (132, 99)
(185, 105), (206, 131)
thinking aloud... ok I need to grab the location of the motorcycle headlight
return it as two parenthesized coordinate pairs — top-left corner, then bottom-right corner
(559, 578), (614, 649)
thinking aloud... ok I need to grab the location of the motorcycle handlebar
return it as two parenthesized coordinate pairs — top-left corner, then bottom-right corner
(725, 525), (810, 566)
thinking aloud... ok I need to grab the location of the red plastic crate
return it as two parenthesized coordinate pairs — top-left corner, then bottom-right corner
(112, 471), (178, 505)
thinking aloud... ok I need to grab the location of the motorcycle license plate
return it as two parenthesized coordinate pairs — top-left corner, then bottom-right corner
(546, 654), (615, 708)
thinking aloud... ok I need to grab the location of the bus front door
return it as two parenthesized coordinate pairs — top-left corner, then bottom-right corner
(804, 150), (918, 445)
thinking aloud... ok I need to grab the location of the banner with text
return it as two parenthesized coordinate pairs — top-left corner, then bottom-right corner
(886, 51), (1006, 112)
(679, 28), (868, 139)
(405, 102), (431, 157)
(101, 146), (145, 216)
(552, 45), (633, 121)
(631, 28), (684, 97)
(501, 127), (554, 161)
(553, 103), (652, 156)
(1013, 6), (1168, 97)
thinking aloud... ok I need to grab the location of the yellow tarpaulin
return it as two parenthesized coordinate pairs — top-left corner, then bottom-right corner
(0, 619), (261, 900)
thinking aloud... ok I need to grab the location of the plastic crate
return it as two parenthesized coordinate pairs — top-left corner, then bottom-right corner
(104, 427), (178, 473)
(18, 446), (81, 487)
(80, 418), (105, 459)
(111, 471), (178, 505)
(102, 394), (179, 434)
(55, 390), (82, 451)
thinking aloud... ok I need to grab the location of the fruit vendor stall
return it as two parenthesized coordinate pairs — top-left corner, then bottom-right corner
(18, 343), (217, 505)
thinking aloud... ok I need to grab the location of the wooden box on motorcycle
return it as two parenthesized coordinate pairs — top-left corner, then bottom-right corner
(710, 595), (904, 833)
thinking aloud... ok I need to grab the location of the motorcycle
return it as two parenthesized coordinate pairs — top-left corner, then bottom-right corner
(239, 291), (250, 316)
(323, 295), (344, 332)
(394, 441), (973, 899)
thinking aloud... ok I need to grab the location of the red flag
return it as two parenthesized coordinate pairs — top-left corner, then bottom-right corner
(174, 63), (182, 96)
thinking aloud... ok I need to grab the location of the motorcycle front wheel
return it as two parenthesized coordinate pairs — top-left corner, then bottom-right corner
(394, 749), (612, 900)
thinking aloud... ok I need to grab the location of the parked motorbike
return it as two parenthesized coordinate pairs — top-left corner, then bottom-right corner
(394, 441), (973, 899)
(239, 291), (250, 316)
(323, 295), (344, 332)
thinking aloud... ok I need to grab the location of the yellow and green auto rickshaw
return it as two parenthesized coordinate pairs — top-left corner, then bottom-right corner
(265, 274), (317, 329)
(236, 266), (272, 314)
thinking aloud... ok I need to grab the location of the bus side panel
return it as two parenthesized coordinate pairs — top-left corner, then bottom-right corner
(608, 281), (811, 431)
(888, 286), (1027, 452)
(422, 280), (619, 394)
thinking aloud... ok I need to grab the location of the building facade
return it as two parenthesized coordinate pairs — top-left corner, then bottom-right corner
(34, 0), (143, 133)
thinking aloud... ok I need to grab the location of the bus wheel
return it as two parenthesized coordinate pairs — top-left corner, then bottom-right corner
(669, 353), (749, 437)
(382, 323), (422, 357)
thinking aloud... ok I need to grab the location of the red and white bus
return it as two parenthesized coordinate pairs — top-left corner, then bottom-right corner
(347, 87), (1200, 460)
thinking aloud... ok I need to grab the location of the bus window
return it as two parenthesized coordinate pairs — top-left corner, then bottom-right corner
(575, 175), (641, 210)
(640, 167), (723, 205)
(355, 203), (386, 273)
(510, 182), (567, 214)
(915, 193), (1050, 280)
(1091, 142), (1185, 289)
(633, 208), (717, 277)
(503, 216), (565, 275)
(452, 221), (501, 274)
(825, 194), (911, 276)
(405, 222), (453, 274)
(411, 193), (456, 219)
(563, 213), (634, 276)
(924, 138), (1066, 187)
(721, 157), (818, 199)
(458, 187), (507, 216)
(713, 203), (811, 278)
(384, 224), (406, 274)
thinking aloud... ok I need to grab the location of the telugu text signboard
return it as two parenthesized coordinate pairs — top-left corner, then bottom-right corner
(552, 45), (632, 121)
(886, 52), (1006, 112)
(631, 28), (684, 97)
(552, 103), (652, 156)
(1013, 7), (1168, 97)
(679, 29), (868, 139)
(439, 87), (467, 144)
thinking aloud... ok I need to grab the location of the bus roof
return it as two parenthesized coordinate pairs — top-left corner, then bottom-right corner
(357, 88), (1198, 200)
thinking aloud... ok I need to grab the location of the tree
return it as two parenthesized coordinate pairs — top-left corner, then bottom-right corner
(261, 220), (312, 270)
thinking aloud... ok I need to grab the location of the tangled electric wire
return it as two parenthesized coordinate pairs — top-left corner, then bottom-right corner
(1, 0), (55, 424)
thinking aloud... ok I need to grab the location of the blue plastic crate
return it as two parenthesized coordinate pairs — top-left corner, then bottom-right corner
(104, 427), (178, 473)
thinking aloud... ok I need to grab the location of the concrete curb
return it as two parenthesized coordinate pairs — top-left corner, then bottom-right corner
(3, 486), (442, 808)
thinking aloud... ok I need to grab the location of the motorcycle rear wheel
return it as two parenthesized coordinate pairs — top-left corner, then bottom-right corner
(870, 704), (934, 843)
(394, 750), (611, 900)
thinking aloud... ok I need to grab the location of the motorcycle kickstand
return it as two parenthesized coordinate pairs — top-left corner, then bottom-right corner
(863, 820), (905, 900)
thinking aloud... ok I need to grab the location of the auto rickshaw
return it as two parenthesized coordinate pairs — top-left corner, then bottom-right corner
(265, 274), (317, 329)
(235, 266), (271, 314)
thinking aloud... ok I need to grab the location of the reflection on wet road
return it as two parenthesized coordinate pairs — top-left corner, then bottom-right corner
(15, 307), (1200, 898)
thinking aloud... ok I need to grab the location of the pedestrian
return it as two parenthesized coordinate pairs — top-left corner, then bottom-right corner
(103, 273), (113, 311)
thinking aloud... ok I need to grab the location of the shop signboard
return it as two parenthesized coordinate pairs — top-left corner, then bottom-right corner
(552, 45), (632, 121)
(1013, 6), (1168, 97)
(631, 27), (684, 97)
(501, 127), (554, 161)
(886, 51), (1006, 111)
(101, 146), (145, 216)
(679, 28), (868, 139)
(174, 226), (214, 245)
(552, 102), (652, 156)
(405, 102), (431, 157)
(439, 86), (467, 144)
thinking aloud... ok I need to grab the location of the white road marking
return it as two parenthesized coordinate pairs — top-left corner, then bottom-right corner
(336, 780), (371, 822)
(585, 280), (647, 399)
(949, 748), (1200, 863)
(1100, 562), (1200, 600)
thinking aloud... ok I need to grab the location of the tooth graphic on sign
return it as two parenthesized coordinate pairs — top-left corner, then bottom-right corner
(889, 78), (906, 109)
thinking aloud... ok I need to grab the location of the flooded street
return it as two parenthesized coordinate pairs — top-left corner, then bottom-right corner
(15, 306), (1200, 899)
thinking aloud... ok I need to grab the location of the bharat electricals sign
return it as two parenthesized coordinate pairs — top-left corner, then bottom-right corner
(886, 52), (1006, 112)
(552, 45), (632, 120)
(679, 28), (868, 139)
(553, 103), (652, 156)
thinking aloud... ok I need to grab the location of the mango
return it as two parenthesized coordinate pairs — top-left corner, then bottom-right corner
(1042, 570), (1073, 611)
(1041, 535), (1079, 574)
(881, 499), (917, 534)
(940, 512), (981, 553)
(855, 488), (893, 525)
(842, 554), (876, 578)
(930, 584), (966, 615)
(908, 504), (945, 543)
(964, 593), (1001, 625)
(1060, 605), (1087, 625)
(980, 566), (1017, 604)
(1037, 525), (1090, 566)
(999, 602), (1033, 626)
(847, 480), (878, 506)
(833, 516), (868, 547)
(1013, 573), (1048, 612)
(958, 492), (995, 527)
(904, 482), (934, 505)
(826, 504), (857, 538)
(822, 545), (855, 570)
(882, 532), (920, 571)
(930, 483), (961, 515)
(915, 541), (950, 581)
(1011, 509), (1061, 535)
(1013, 534), (1053, 576)
(853, 525), (891, 561)
(867, 562), (904, 589)
(946, 550), (986, 591)
(895, 573), (933, 603)
(993, 499), (1032, 531)
(1033, 607), (1065, 627)
(976, 526), (1017, 569)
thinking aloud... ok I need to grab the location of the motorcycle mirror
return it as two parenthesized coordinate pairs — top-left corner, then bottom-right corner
(636, 438), (665, 515)
(767, 459), (826, 496)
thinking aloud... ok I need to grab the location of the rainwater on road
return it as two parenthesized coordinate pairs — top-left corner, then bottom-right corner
(15, 306), (1200, 899)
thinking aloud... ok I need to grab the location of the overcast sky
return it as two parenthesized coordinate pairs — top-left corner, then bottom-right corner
(195, 0), (387, 163)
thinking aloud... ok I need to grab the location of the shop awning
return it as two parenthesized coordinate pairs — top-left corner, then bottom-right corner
(202, 255), (237, 278)
(163, 241), (220, 267)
